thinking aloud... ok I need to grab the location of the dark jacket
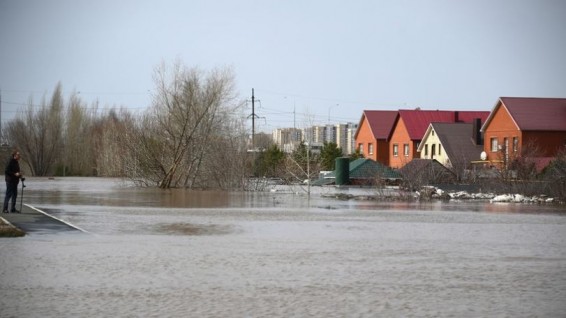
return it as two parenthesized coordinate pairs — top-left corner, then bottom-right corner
(5, 157), (21, 185)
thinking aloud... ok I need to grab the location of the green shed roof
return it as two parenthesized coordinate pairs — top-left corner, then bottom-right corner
(348, 158), (401, 179)
(312, 158), (401, 186)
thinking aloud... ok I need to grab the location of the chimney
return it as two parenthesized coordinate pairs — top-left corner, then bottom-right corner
(472, 118), (482, 145)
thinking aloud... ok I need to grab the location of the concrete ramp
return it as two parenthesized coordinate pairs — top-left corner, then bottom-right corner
(0, 204), (87, 235)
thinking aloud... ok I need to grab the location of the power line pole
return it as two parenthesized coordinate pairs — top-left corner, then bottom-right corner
(248, 88), (261, 177)
(293, 101), (296, 130)
(251, 88), (255, 151)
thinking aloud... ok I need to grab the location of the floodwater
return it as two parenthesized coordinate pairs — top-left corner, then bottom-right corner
(1, 178), (566, 317)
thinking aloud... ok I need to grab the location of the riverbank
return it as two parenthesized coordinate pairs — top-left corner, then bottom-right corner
(322, 186), (565, 206)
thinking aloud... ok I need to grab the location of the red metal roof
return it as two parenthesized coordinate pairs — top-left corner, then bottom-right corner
(456, 111), (490, 123)
(398, 110), (489, 140)
(500, 97), (566, 131)
(360, 110), (398, 140)
(399, 110), (454, 140)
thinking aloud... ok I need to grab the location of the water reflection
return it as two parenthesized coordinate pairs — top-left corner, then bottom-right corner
(23, 177), (566, 214)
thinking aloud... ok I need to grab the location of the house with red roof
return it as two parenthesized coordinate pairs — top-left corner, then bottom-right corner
(389, 110), (489, 168)
(354, 110), (398, 165)
(480, 97), (566, 167)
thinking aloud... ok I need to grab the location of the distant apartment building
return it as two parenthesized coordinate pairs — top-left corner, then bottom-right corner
(273, 128), (302, 153)
(346, 123), (358, 155)
(311, 125), (326, 144)
(274, 123), (357, 155)
(325, 124), (336, 144)
(336, 123), (358, 155)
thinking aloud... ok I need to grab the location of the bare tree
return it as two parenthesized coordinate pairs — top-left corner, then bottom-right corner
(542, 147), (566, 201)
(61, 93), (97, 176)
(399, 159), (456, 191)
(193, 117), (249, 189)
(284, 142), (320, 194)
(94, 108), (135, 177)
(122, 61), (243, 188)
(5, 83), (64, 176)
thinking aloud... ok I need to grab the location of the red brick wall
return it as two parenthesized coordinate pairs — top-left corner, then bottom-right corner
(484, 104), (566, 160)
(523, 131), (566, 156)
(355, 116), (390, 165)
(376, 140), (390, 165)
(483, 106), (521, 161)
(355, 116), (376, 161)
(389, 118), (412, 168)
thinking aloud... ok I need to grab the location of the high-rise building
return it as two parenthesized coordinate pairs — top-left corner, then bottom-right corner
(325, 124), (336, 144)
(274, 123), (358, 154)
(346, 123), (359, 155)
(272, 128), (302, 153)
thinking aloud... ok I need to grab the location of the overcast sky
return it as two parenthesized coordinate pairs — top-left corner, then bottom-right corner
(1, 0), (565, 132)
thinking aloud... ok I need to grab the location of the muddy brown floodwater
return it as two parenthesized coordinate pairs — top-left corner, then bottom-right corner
(1, 177), (565, 317)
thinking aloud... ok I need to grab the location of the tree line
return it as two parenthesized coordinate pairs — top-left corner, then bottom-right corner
(3, 61), (351, 189)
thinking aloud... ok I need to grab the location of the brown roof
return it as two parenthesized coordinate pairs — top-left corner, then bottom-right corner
(431, 123), (484, 163)
(357, 110), (398, 140)
(483, 97), (566, 131)
(398, 159), (456, 185)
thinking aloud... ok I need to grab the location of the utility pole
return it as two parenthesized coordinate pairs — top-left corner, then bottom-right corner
(293, 101), (296, 130)
(248, 88), (260, 177)
(251, 88), (255, 151)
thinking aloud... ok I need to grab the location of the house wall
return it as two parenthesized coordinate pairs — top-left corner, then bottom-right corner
(483, 105), (521, 162)
(522, 131), (566, 157)
(355, 116), (375, 160)
(355, 117), (389, 165)
(376, 140), (389, 165)
(389, 118), (413, 168)
(420, 128), (450, 167)
(484, 105), (566, 161)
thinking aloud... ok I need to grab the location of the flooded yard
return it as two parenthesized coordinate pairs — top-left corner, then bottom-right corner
(1, 177), (566, 317)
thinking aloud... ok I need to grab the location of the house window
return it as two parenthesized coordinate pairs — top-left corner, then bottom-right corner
(359, 144), (364, 154)
(513, 137), (518, 153)
(424, 144), (428, 156)
(393, 144), (399, 157)
(438, 144), (442, 155)
(431, 144), (436, 157)
(403, 144), (409, 157)
(490, 138), (498, 152)
(368, 143), (374, 155)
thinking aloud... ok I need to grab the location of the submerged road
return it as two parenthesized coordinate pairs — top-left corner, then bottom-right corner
(0, 204), (86, 235)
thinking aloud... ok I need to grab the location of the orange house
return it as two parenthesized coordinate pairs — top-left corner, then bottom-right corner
(354, 110), (398, 166)
(389, 110), (490, 168)
(481, 97), (566, 165)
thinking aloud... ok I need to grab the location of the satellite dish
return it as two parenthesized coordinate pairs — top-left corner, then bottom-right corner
(480, 151), (487, 161)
